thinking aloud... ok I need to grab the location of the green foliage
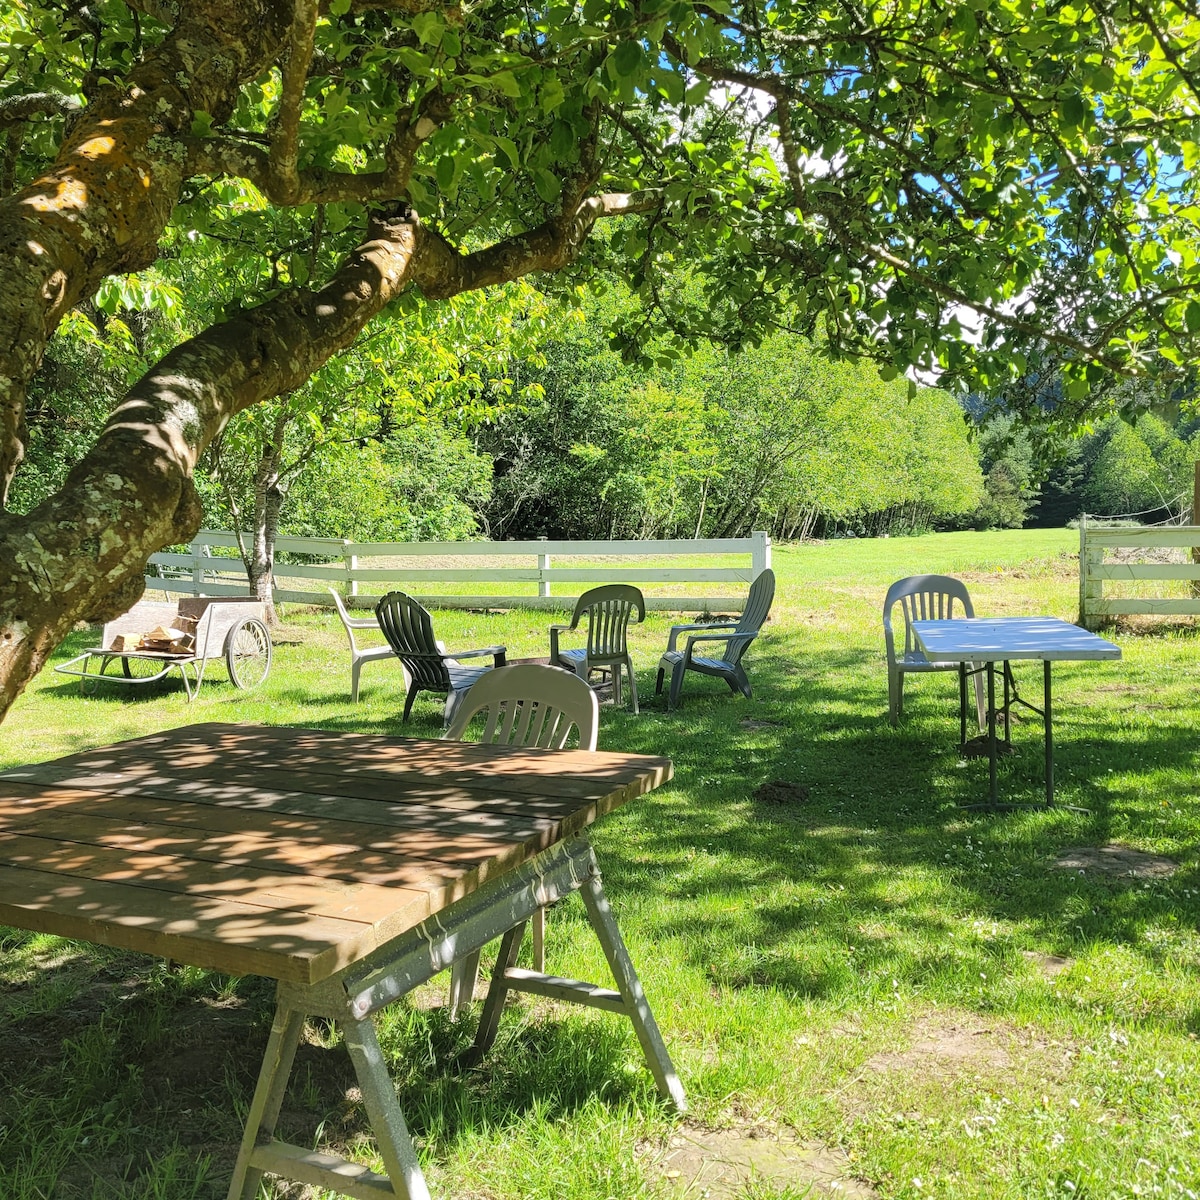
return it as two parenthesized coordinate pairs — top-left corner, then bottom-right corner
(8, 312), (145, 515)
(1082, 415), (1198, 519)
(286, 421), (491, 542)
(483, 290), (983, 540)
(5, 0), (1198, 417)
(969, 416), (1039, 530)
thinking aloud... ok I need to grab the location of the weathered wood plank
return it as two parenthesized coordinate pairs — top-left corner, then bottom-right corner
(0, 863), (373, 983)
(0, 797), (473, 891)
(0, 787), (528, 883)
(245, 1144), (395, 1200)
(4, 770), (563, 844)
(1086, 527), (1200, 548)
(1091, 563), (1200, 580)
(0, 831), (433, 934)
(0, 723), (673, 985)
(1092, 598), (1200, 614)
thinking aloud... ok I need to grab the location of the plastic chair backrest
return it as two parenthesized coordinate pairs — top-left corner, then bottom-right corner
(723, 568), (776, 665)
(445, 664), (600, 750)
(569, 585), (646, 658)
(883, 574), (975, 661)
(375, 591), (449, 688)
(329, 588), (365, 644)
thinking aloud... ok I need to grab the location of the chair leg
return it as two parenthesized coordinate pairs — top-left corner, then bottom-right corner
(731, 665), (751, 699)
(402, 682), (419, 722)
(888, 669), (899, 726)
(667, 660), (686, 710)
(611, 663), (622, 708)
(626, 659), (639, 715)
(655, 666), (665, 695)
(443, 687), (463, 731)
(896, 670), (905, 719)
(351, 657), (363, 704)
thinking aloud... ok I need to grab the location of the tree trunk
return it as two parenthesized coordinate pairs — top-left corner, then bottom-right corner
(0, 207), (421, 720)
(246, 415), (290, 625)
(0, 0), (291, 507)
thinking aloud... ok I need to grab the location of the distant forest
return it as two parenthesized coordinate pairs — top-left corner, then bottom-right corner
(15, 282), (1199, 546)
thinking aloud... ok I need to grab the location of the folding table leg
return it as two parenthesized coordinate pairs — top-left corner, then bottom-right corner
(226, 1004), (305, 1200)
(342, 1013), (432, 1200)
(580, 873), (687, 1113)
(472, 921), (526, 1056)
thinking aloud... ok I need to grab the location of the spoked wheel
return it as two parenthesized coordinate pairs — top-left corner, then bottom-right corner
(226, 619), (272, 689)
(121, 655), (171, 683)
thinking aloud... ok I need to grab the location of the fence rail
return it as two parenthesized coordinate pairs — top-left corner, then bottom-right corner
(146, 531), (772, 612)
(1078, 517), (1200, 628)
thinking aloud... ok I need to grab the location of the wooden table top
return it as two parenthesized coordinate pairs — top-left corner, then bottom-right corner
(0, 722), (672, 986)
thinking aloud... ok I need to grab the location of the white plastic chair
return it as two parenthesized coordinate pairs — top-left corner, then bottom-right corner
(328, 588), (406, 703)
(549, 584), (645, 713)
(883, 574), (985, 729)
(444, 664), (599, 1014)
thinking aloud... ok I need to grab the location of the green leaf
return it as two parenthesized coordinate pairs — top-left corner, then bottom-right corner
(328, 0), (350, 14)
(550, 120), (574, 157)
(411, 12), (443, 47)
(436, 154), (457, 191)
(395, 47), (433, 75)
(494, 136), (521, 169)
(491, 72), (523, 98)
(540, 76), (565, 113)
(533, 168), (562, 204)
(1061, 92), (1087, 126)
(612, 40), (645, 79)
(1185, 301), (1200, 334)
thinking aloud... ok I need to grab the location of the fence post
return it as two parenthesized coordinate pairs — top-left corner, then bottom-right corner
(344, 541), (358, 601)
(1192, 462), (1199, 598)
(1078, 515), (1104, 629)
(537, 536), (551, 598)
(751, 531), (772, 578)
(190, 540), (204, 596)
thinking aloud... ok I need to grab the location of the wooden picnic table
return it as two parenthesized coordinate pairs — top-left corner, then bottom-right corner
(0, 722), (682, 1200)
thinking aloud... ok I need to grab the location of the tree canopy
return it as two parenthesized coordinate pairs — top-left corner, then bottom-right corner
(0, 0), (1198, 717)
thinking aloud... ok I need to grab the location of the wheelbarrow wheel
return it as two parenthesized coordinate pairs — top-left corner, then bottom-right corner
(226, 618), (272, 689)
(122, 655), (168, 682)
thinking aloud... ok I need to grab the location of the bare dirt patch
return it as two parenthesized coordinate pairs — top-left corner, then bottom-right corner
(648, 1124), (877, 1199)
(753, 779), (811, 805)
(1022, 950), (1073, 978)
(864, 1014), (1014, 1077)
(1052, 844), (1178, 878)
(740, 718), (787, 730)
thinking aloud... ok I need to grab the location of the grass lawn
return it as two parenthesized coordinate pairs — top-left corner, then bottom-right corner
(2, 527), (1198, 1200)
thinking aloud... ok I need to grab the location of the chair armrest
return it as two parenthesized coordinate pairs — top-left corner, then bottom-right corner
(344, 615), (381, 629)
(548, 624), (572, 661)
(667, 621), (737, 652)
(446, 645), (507, 666)
(684, 630), (753, 661)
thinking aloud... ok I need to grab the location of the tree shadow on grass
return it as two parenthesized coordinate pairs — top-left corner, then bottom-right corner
(576, 646), (1200, 1029)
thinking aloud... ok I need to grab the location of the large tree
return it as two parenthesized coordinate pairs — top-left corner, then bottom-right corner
(0, 0), (1198, 719)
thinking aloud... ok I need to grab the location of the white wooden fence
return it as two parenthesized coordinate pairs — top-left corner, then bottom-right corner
(145, 531), (772, 612)
(1078, 516), (1200, 628)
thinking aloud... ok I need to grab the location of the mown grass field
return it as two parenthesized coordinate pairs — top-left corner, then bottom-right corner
(2, 527), (1198, 1200)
